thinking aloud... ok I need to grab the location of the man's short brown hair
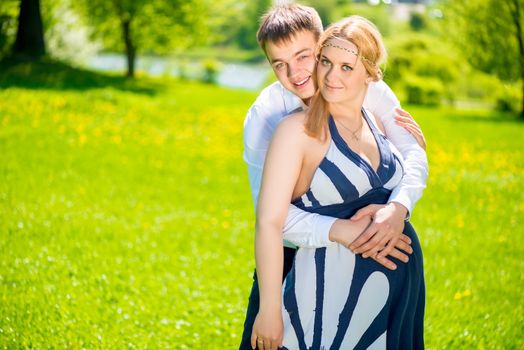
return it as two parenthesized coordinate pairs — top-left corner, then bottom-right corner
(257, 4), (323, 53)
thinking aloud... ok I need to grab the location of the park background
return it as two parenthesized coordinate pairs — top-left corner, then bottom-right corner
(0, 0), (522, 348)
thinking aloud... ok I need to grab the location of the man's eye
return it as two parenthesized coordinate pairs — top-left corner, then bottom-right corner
(342, 65), (353, 72)
(298, 55), (309, 61)
(274, 63), (284, 70)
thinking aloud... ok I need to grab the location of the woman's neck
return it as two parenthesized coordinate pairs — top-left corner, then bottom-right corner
(329, 100), (363, 124)
(328, 86), (368, 124)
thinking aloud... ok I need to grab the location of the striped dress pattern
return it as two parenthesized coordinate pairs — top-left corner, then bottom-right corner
(281, 110), (425, 350)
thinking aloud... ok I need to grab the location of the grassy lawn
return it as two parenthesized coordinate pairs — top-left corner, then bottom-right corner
(0, 62), (522, 349)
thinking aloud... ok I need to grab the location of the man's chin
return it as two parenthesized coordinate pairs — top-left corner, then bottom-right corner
(291, 87), (315, 102)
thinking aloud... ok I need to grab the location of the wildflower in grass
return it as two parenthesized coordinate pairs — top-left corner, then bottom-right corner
(111, 135), (122, 144)
(53, 97), (66, 108)
(454, 289), (472, 300)
(79, 134), (87, 145)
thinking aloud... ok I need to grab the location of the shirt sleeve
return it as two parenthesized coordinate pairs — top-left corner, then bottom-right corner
(243, 84), (338, 247)
(365, 80), (429, 216)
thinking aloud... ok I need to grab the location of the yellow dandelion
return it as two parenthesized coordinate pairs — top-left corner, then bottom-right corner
(111, 135), (122, 144)
(59, 125), (66, 134)
(454, 292), (462, 301)
(154, 135), (165, 146)
(79, 134), (87, 145)
(456, 215), (464, 229)
(53, 97), (66, 108)
(462, 290), (472, 297)
(94, 128), (102, 137)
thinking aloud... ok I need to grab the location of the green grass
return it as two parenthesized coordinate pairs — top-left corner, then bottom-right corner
(1, 61), (523, 349)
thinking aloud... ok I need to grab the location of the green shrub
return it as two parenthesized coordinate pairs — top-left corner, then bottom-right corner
(386, 33), (461, 106)
(201, 58), (220, 84)
(410, 12), (426, 31)
(496, 83), (522, 113)
(403, 74), (444, 106)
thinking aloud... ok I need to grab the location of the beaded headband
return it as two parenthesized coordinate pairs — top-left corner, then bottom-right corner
(321, 39), (376, 67)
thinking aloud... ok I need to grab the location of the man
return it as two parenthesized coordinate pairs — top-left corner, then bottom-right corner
(240, 4), (428, 349)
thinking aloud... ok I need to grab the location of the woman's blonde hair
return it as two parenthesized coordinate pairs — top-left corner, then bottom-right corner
(305, 16), (387, 139)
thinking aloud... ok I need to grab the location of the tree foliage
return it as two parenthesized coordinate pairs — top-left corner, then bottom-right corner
(446, 0), (524, 116)
(76, 0), (208, 77)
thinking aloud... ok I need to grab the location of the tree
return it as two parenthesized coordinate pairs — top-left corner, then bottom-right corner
(0, 1), (19, 59)
(12, 0), (46, 58)
(236, 0), (271, 50)
(77, 0), (208, 77)
(446, 0), (524, 117)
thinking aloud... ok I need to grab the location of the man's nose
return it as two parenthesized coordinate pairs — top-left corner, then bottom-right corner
(287, 62), (300, 78)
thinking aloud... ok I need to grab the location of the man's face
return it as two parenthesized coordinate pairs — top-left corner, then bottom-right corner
(265, 30), (318, 103)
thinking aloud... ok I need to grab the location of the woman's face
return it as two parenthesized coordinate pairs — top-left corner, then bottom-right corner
(316, 38), (370, 105)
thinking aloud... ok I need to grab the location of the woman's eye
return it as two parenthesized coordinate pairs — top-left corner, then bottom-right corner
(298, 55), (309, 61)
(342, 65), (353, 72)
(320, 59), (331, 66)
(274, 63), (284, 70)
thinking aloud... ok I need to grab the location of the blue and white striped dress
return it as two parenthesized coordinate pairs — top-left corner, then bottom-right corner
(281, 110), (425, 350)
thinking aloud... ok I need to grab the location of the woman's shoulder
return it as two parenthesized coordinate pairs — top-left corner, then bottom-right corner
(271, 111), (315, 148)
(277, 110), (308, 134)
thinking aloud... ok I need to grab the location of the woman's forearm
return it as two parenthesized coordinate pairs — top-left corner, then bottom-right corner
(255, 221), (284, 313)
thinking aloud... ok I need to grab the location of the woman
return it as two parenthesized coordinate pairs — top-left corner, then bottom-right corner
(252, 16), (425, 350)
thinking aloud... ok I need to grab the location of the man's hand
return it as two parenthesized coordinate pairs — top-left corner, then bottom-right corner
(329, 214), (411, 270)
(349, 202), (408, 261)
(394, 107), (426, 150)
(370, 234), (412, 270)
(251, 309), (283, 350)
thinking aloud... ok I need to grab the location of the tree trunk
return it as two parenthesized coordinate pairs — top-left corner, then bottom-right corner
(122, 18), (135, 78)
(12, 0), (45, 58)
(510, 0), (524, 117)
(516, 0), (524, 117)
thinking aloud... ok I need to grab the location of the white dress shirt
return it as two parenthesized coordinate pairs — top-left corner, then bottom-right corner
(243, 81), (428, 248)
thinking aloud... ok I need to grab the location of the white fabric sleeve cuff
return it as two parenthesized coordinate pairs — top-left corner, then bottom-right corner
(282, 205), (338, 248)
(313, 215), (338, 246)
(388, 188), (414, 220)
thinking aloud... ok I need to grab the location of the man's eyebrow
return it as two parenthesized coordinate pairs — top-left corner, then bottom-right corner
(295, 48), (312, 57)
(270, 48), (312, 64)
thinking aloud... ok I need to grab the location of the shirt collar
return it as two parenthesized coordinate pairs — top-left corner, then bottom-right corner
(281, 83), (308, 114)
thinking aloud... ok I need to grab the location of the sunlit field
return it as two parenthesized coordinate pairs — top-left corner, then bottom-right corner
(0, 64), (522, 349)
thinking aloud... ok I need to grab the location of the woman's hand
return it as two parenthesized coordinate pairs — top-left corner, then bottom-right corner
(251, 310), (283, 350)
(394, 108), (426, 150)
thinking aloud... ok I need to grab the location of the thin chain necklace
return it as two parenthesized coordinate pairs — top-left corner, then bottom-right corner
(335, 117), (364, 141)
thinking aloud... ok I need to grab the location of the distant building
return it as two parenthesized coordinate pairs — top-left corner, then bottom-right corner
(352, 0), (434, 21)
